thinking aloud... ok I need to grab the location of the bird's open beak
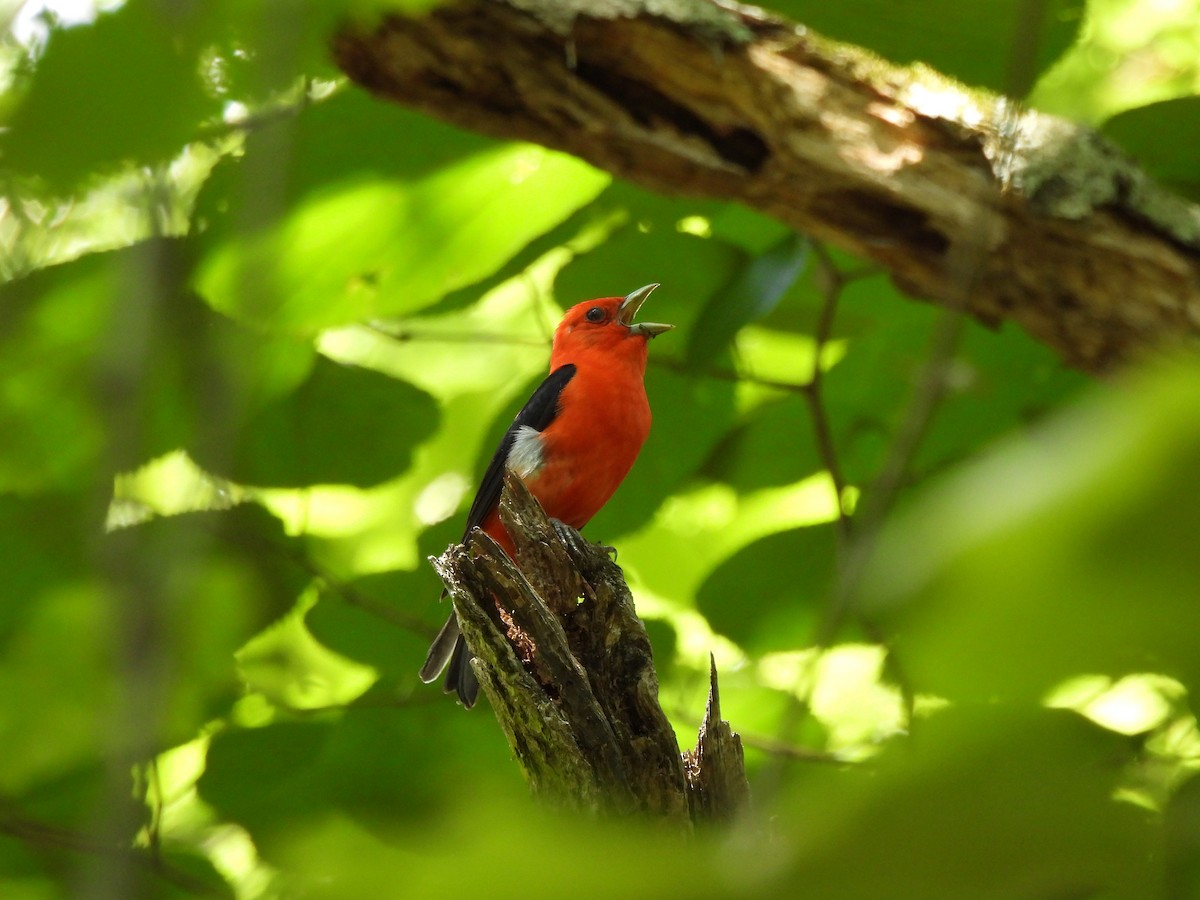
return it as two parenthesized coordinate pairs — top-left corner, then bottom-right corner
(619, 283), (673, 338)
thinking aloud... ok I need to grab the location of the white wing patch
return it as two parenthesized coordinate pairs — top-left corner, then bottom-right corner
(507, 425), (545, 479)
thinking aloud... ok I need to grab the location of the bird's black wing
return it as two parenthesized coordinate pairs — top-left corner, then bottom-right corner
(421, 363), (577, 707)
(460, 363), (577, 539)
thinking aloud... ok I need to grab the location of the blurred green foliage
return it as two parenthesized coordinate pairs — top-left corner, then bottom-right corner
(1, 0), (1200, 897)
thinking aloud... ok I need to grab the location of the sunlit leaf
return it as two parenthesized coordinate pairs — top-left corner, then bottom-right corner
(195, 93), (610, 334)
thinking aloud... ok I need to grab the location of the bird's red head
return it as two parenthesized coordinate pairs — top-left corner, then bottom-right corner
(550, 284), (673, 371)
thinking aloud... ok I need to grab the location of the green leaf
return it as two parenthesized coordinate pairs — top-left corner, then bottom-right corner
(761, 0), (1085, 94)
(0, 494), (89, 647)
(193, 356), (438, 488)
(305, 569), (436, 679)
(916, 316), (1085, 474)
(695, 525), (833, 651)
(820, 272), (1082, 487)
(781, 706), (1154, 898)
(701, 396), (822, 491)
(199, 708), (514, 859)
(863, 356), (1200, 701)
(685, 232), (809, 369)
(0, 240), (315, 492)
(1103, 97), (1200, 200)
(0, 503), (298, 805)
(194, 92), (610, 334)
(0, 253), (113, 491)
(819, 273), (939, 484)
(1, 1), (219, 189)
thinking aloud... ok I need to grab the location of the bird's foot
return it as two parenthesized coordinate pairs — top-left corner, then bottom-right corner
(549, 518), (617, 561)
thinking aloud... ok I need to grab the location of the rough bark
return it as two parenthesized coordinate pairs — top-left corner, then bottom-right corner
(332, 0), (1200, 374)
(684, 656), (750, 823)
(430, 471), (749, 823)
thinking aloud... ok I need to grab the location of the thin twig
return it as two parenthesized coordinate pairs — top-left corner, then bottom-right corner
(205, 514), (433, 638)
(738, 732), (857, 765)
(0, 812), (222, 896)
(364, 322), (549, 347)
(801, 241), (851, 543)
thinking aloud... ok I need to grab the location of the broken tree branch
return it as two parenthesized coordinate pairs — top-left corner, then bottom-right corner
(333, 0), (1200, 374)
(430, 471), (749, 824)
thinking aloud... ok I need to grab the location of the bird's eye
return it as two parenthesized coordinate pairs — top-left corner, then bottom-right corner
(585, 306), (606, 323)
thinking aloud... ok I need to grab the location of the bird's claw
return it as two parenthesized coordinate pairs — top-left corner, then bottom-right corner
(549, 518), (617, 560)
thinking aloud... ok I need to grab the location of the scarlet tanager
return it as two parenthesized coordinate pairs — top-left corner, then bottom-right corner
(420, 284), (673, 708)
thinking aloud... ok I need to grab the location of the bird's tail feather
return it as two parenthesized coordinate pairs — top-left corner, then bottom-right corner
(443, 637), (480, 708)
(419, 614), (460, 683)
(419, 614), (480, 708)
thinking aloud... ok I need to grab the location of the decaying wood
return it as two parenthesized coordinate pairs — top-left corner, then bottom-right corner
(333, 0), (1200, 374)
(430, 471), (749, 823)
(685, 656), (750, 823)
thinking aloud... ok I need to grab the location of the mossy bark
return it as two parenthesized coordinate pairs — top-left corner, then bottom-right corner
(431, 472), (748, 824)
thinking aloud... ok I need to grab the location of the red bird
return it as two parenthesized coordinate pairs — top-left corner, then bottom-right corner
(420, 284), (672, 707)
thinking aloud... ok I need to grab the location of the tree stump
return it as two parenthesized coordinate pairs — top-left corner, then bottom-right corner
(430, 471), (749, 825)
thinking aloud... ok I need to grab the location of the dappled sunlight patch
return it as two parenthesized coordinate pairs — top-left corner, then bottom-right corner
(1046, 673), (1180, 736)
(254, 479), (431, 576)
(758, 644), (906, 759)
(1046, 672), (1200, 810)
(651, 474), (840, 548)
(756, 649), (819, 697)
(235, 587), (377, 712)
(110, 450), (243, 524)
(617, 475), (842, 660)
(810, 645), (906, 751)
(197, 143), (610, 334)
(627, 584), (744, 674)
(231, 693), (276, 729)
(735, 323), (846, 386)
(257, 484), (379, 539)
(675, 214), (713, 238)
(413, 471), (470, 527)
(139, 734), (280, 898)
(898, 77), (992, 129)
